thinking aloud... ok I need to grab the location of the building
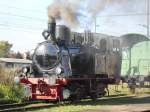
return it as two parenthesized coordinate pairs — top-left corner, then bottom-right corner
(0, 58), (32, 68)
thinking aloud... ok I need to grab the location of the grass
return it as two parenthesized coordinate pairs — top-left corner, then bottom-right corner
(43, 105), (99, 112)
(0, 67), (24, 103)
(0, 98), (16, 104)
(0, 82), (24, 103)
(32, 96), (150, 112)
(32, 84), (150, 112)
(0, 66), (19, 84)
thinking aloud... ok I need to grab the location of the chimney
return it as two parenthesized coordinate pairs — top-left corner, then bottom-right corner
(48, 17), (56, 40)
(42, 17), (56, 42)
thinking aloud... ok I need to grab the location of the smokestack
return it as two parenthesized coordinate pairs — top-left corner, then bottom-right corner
(48, 17), (56, 41)
(42, 17), (56, 42)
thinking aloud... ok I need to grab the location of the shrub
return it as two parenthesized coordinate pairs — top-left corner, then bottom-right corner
(0, 84), (5, 98)
(0, 83), (24, 103)
(0, 66), (18, 84)
(0, 67), (23, 103)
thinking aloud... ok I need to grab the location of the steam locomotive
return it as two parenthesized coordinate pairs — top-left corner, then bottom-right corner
(16, 17), (122, 101)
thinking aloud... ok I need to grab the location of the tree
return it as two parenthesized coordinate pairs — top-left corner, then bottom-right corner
(16, 52), (23, 59)
(6, 51), (17, 58)
(26, 51), (31, 60)
(0, 41), (12, 57)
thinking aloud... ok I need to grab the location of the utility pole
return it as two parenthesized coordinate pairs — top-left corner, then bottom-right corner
(147, 0), (149, 48)
(128, 47), (132, 75)
(94, 17), (97, 33)
(94, 17), (99, 33)
(147, 0), (149, 37)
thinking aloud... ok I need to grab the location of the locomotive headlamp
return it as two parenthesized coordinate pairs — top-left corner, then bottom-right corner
(14, 76), (20, 83)
(23, 85), (31, 98)
(22, 66), (30, 74)
(55, 67), (62, 74)
(23, 67), (28, 73)
(62, 88), (70, 99)
(48, 75), (57, 85)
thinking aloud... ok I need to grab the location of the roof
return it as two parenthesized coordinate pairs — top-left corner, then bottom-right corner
(120, 33), (149, 48)
(0, 58), (32, 64)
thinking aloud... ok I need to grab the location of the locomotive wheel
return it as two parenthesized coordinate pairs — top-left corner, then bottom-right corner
(70, 88), (82, 102)
(44, 100), (59, 104)
(90, 92), (98, 100)
(68, 83), (85, 102)
(74, 88), (84, 101)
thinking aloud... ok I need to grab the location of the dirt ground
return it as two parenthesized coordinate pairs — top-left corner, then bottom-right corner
(81, 93), (150, 112)
(82, 104), (150, 112)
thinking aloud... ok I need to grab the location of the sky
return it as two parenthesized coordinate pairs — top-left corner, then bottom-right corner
(0, 0), (149, 52)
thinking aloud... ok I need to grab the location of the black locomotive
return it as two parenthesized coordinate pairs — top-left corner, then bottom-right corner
(19, 17), (122, 101)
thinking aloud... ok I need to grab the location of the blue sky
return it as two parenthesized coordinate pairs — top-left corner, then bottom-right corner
(0, 0), (149, 52)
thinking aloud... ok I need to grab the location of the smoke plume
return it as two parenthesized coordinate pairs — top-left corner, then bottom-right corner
(88, 0), (127, 17)
(48, 0), (128, 27)
(48, 0), (83, 27)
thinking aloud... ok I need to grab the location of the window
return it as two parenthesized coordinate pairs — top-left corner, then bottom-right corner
(113, 39), (120, 52)
(100, 39), (107, 52)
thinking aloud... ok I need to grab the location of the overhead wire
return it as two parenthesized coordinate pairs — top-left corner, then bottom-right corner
(0, 5), (46, 14)
(0, 5), (149, 34)
(0, 11), (46, 22)
(98, 13), (150, 17)
(0, 23), (43, 33)
(0, 3), (47, 14)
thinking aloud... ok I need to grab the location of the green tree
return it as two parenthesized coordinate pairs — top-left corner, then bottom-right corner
(0, 41), (12, 57)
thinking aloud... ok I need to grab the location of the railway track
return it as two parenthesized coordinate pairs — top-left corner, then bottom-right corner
(142, 110), (150, 112)
(0, 101), (67, 112)
(0, 101), (149, 112)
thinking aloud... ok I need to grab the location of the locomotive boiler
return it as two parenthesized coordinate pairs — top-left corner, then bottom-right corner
(17, 17), (122, 101)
